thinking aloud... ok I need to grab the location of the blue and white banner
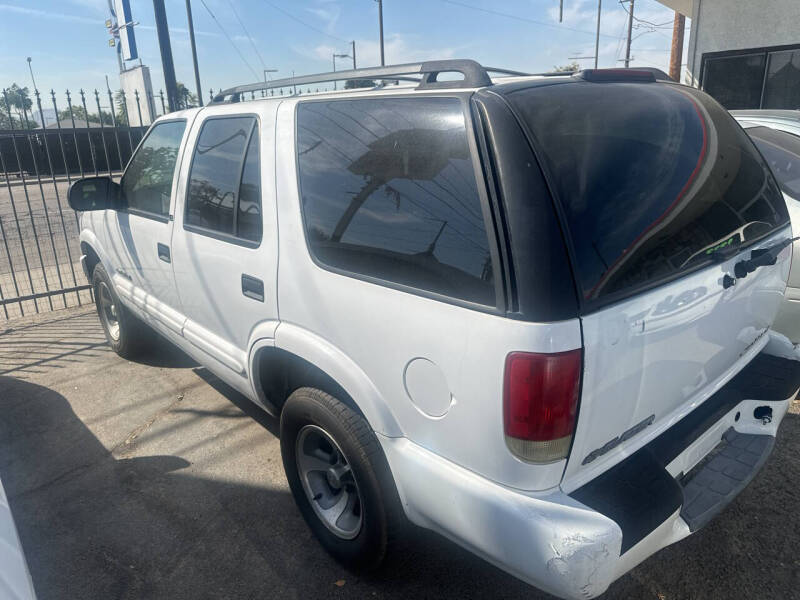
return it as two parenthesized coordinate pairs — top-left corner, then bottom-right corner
(113, 0), (138, 61)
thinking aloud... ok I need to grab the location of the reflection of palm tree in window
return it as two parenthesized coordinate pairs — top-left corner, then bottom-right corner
(123, 146), (179, 214)
(188, 179), (235, 231)
(331, 127), (472, 242)
(299, 127), (490, 266)
(196, 128), (247, 155)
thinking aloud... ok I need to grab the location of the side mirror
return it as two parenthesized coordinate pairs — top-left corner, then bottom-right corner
(68, 176), (121, 211)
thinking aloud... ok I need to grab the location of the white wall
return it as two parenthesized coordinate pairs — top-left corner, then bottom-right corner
(686, 0), (800, 85)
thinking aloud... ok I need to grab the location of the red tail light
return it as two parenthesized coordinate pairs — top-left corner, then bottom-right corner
(503, 350), (582, 463)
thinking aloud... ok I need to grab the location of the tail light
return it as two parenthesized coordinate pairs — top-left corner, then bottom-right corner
(503, 350), (582, 463)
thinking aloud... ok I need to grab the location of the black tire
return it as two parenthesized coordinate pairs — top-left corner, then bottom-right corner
(92, 263), (152, 358)
(280, 387), (405, 571)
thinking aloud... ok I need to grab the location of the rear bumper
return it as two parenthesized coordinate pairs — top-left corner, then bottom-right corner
(379, 347), (800, 600)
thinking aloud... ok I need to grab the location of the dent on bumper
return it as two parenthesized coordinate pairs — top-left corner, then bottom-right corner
(379, 436), (622, 600)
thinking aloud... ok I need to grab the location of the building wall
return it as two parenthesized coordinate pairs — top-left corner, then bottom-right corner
(685, 0), (800, 85)
(120, 65), (156, 127)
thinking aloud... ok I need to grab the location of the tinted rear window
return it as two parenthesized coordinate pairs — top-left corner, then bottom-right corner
(296, 97), (495, 306)
(746, 126), (800, 198)
(506, 82), (789, 306)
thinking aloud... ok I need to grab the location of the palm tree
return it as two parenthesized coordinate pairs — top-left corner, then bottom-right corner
(176, 82), (197, 109)
(4, 83), (34, 128)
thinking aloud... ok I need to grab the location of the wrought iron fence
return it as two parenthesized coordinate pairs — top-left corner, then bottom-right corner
(0, 82), (315, 321)
(0, 86), (163, 321)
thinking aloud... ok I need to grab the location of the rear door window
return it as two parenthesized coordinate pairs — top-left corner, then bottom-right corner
(185, 116), (262, 243)
(746, 126), (800, 198)
(296, 97), (495, 306)
(505, 82), (789, 307)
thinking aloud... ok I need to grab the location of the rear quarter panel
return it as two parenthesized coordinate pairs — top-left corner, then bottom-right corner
(274, 98), (582, 492)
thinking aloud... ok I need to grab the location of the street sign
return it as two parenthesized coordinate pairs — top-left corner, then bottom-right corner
(113, 0), (138, 61)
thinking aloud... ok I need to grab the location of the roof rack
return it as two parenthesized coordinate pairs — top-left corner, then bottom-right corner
(210, 59), (531, 104)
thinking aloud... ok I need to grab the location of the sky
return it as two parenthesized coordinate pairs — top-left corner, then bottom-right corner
(0, 0), (690, 112)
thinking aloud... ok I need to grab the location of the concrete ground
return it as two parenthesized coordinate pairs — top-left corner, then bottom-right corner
(1, 306), (799, 600)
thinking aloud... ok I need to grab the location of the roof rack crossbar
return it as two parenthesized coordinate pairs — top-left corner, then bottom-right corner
(211, 59), (528, 103)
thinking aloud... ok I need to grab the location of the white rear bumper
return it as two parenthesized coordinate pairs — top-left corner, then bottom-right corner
(379, 346), (798, 599)
(379, 434), (622, 599)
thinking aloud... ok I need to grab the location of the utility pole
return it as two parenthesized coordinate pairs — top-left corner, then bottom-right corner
(332, 53), (337, 90)
(153, 0), (178, 112)
(26, 57), (38, 92)
(351, 40), (357, 69)
(185, 0), (203, 106)
(669, 11), (686, 82)
(624, 0), (634, 68)
(594, 0), (602, 69)
(377, 0), (385, 66)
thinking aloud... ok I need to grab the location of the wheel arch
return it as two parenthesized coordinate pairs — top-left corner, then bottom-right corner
(249, 324), (403, 437)
(79, 230), (112, 278)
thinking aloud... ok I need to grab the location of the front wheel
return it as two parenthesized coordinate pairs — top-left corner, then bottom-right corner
(92, 263), (152, 358)
(280, 387), (405, 571)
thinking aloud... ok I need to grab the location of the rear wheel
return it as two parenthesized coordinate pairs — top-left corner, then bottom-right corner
(92, 264), (152, 358)
(280, 387), (405, 571)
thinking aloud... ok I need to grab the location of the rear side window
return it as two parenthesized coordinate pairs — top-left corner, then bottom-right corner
(122, 120), (186, 217)
(185, 116), (262, 243)
(505, 82), (789, 306)
(296, 97), (494, 306)
(746, 126), (800, 198)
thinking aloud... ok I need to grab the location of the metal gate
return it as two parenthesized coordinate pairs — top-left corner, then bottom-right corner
(0, 87), (158, 321)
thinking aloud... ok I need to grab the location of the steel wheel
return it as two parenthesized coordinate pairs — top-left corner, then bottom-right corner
(97, 281), (120, 341)
(295, 424), (363, 540)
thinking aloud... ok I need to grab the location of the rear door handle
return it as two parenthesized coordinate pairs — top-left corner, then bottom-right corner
(241, 274), (264, 302)
(157, 243), (171, 263)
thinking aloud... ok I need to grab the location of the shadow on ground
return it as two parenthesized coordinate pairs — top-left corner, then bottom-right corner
(0, 374), (549, 599)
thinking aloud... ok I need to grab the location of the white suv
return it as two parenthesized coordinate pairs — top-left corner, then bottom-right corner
(69, 61), (800, 599)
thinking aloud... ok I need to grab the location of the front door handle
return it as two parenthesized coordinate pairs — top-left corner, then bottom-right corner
(157, 243), (171, 263)
(241, 274), (264, 302)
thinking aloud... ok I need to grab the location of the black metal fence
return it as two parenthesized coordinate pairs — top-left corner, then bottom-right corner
(0, 83), (317, 321)
(0, 86), (159, 321)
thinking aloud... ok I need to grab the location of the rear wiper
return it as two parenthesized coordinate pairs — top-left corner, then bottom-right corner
(733, 237), (798, 279)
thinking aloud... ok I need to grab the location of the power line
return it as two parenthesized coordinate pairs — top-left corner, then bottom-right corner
(227, 0), (267, 70)
(262, 1), (349, 44)
(439, 0), (619, 39)
(198, 0), (260, 80)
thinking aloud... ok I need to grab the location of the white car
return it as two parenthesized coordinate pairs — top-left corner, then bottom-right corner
(732, 109), (800, 137)
(69, 61), (800, 599)
(0, 478), (36, 599)
(733, 111), (800, 343)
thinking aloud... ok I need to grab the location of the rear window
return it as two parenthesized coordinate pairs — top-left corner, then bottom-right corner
(505, 81), (789, 306)
(746, 126), (800, 198)
(296, 97), (495, 306)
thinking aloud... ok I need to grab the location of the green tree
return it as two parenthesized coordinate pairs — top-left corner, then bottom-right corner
(4, 83), (35, 127)
(552, 62), (581, 73)
(0, 111), (38, 130)
(114, 90), (128, 125)
(57, 104), (113, 126)
(176, 81), (197, 109)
